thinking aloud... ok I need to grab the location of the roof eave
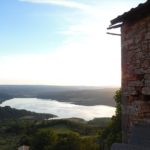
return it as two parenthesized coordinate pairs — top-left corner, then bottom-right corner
(107, 23), (123, 30)
(108, 0), (150, 29)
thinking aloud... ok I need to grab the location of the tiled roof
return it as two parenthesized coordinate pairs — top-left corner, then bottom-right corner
(108, 0), (150, 29)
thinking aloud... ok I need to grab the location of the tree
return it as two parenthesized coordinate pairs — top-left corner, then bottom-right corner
(54, 132), (81, 150)
(19, 135), (31, 146)
(81, 136), (99, 150)
(99, 89), (122, 150)
(31, 129), (58, 150)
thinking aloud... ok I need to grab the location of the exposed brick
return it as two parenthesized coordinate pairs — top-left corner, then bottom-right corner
(121, 15), (150, 143)
(142, 87), (150, 95)
(128, 81), (143, 87)
(145, 80), (150, 86)
(144, 74), (150, 80)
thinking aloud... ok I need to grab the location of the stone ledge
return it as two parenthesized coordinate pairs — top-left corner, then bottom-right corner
(111, 143), (150, 150)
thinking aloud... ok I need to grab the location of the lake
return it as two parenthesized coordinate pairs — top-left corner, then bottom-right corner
(0, 98), (115, 121)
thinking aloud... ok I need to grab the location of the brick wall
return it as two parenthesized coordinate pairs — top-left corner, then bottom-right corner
(121, 15), (150, 143)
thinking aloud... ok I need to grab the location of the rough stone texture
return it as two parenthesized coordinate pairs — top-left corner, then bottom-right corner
(121, 15), (150, 143)
(111, 143), (150, 150)
(130, 124), (150, 147)
(111, 125), (150, 150)
(142, 87), (150, 95)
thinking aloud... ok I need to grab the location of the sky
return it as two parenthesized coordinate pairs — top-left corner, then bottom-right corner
(0, 0), (146, 86)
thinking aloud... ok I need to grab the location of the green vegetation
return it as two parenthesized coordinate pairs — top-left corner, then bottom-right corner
(98, 89), (122, 150)
(0, 106), (56, 120)
(88, 118), (111, 127)
(0, 88), (121, 150)
(0, 117), (109, 150)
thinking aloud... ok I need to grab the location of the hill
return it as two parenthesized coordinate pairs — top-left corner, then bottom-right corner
(37, 88), (117, 106)
(0, 85), (118, 106)
(0, 108), (111, 150)
(0, 106), (56, 120)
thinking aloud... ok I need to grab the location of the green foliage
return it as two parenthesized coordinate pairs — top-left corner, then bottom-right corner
(113, 90), (121, 117)
(35, 119), (101, 136)
(0, 87), (120, 150)
(81, 136), (99, 150)
(31, 129), (58, 150)
(19, 135), (31, 146)
(98, 89), (122, 150)
(88, 118), (111, 127)
(0, 106), (55, 120)
(0, 117), (101, 150)
(55, 132), (81, 150)
(31, 131), (99, 150)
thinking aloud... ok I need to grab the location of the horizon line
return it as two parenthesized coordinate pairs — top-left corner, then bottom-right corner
(0, 84), (120, 88)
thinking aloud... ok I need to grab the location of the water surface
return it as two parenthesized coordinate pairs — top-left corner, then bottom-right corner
(0, 98), (115, 121)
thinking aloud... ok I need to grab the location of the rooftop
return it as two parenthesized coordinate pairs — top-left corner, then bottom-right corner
(108, 0), (150, 29)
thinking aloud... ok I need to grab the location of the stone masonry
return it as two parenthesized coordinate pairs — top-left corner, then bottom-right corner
(121, 15), (150, 143)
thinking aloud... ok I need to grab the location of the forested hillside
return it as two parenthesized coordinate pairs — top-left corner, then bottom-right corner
(0, 106), (56, 120)
(0, 85), (118, 106)
(0, 107), (111, 150)
(0, 89), (121, 150)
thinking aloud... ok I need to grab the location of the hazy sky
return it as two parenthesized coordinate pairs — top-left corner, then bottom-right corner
(0, 0), (146, 86)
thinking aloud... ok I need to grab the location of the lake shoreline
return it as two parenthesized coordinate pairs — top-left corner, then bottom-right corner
(0, 98), (115, 121)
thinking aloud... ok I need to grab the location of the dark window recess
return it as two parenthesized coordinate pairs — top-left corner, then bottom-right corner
(142, 95), (150, 101)
(136, 74), (144, 80)
(135, 87), (142, 95)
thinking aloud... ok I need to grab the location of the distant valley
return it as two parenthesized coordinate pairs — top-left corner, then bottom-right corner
(0, 85), (118, 106)
(0, 85), (119, 150)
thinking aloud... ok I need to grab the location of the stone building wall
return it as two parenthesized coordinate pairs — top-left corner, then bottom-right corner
(121, 15), (150, 143)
